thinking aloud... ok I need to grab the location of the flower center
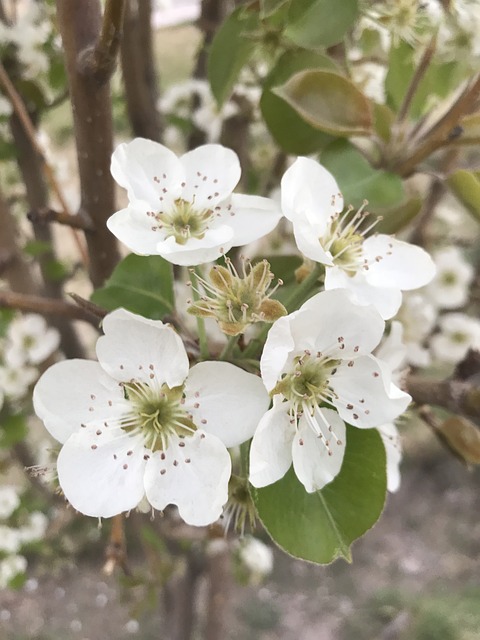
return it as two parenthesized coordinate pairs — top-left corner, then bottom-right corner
(272, 351), (339, 416)
(152, 198), (215, 245)
(122, 382), (195, 451)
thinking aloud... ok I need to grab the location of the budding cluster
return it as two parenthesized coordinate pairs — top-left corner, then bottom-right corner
(187, 258), (287, 336)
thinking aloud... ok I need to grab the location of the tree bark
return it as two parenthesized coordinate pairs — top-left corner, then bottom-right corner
(55, 0), (121, 288)
(121, 0), (163, 142)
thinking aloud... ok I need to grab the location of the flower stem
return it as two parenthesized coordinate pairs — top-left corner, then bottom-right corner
(219, 335), (239, 361)
(189, 267), (210, 359)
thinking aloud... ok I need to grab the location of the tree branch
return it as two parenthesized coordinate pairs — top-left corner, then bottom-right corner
(80, 0), (127, 83)
(0, 290), (101, 326)
(56, 0), (121, 287)
(27, 207), (95, 232)
(407, 374), (480, 420)
(396, 33), (437, 124)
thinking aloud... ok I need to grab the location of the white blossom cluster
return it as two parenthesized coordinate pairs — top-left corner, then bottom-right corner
(0, 313), (60, 411)
(0, 485), (48, 589)
(30, 138), (440, 526)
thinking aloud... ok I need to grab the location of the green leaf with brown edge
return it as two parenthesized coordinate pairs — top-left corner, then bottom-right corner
(91, 254), (174, 320)
(252, 425), (387, 564)
(447, 170), (480, 224)
(207, 4), (258, 107)
(260, 50), (337, 154)
(274, 70), (373, 136)
(285, 0), (358, 50)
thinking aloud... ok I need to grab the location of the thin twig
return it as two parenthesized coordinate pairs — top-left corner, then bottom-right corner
(27, 207), (95, 231)
(397, 33), (437, 124)
(0, 290), (100, 325)
(80, 0), (127, 83)
(0, 60), (89, 265)
(68, 292), (107, 319)
(103, 514), (131, 576)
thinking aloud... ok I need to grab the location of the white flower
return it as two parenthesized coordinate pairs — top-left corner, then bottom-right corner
(0, 526), (22, 554)
(395, 293), (437, 367)
(0, 486), (20, 520)
(430, 313), (480, 364)
(19, 512), (48, 543)
(281, 157), (436, 319)
(0, 555), (27, 588)
(238, 536), (274, 579)
(249, 290), (411, 493)
(108, 139), (281, 266)
(378, 423), (402, 493)
(0, 362), (37, 401)
(33, 309), (269, 526)
(7, 314), (60, 365)
(425, 247), (474, 310)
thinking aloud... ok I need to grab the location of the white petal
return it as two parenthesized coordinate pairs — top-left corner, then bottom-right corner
(57, 427), (147, 518)
(281, 157), (343, 230)
(144, 431), (231, 526)
(378, 423), (402, 493)
(96, 309), (189, 387)
(111, 138), (183, 207)
(291, 219), (335, 265)
(28, 328), (60, 364)
(325, 266), (403, 319)
(331, 355), (411, 428)
(249, 400), (294, 488)
(33, 359), (125, 444)
(180, 144), (240, 209)
(299, 289), (385, 357)
(155, 225), (234, 266)
(292, 409), (346, 492)
(107, 202), (167, 255)
(374, 321), (407, 374)
(184, 362), (269, 447)
(363, 235), (436, 290)
(225, 194), (282, 246)
(260, 314), (297, 392)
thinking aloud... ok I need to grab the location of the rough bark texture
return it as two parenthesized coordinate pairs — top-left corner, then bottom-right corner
(121, 0), (163, 142)
(55, 0), (121, 288)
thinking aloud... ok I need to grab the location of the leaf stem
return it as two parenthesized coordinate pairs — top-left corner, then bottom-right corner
(219, 335), (239, 361)
(189, 267), (210, 359)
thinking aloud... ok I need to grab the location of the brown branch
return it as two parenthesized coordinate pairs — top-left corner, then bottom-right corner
(103, 514), (131, 576)
(396, 33), (437, 124)
(56, 0), (121, 287)
(68, 292), (107, 319)
(0, 290), (101, 325)
(205, 540), (232, 640)
(394, 73), (480, 176)
(80, 0), (127, 83)
(407, 374), (480, 420)
(27, 207), (95, 232)
(120, 0), (163, 142)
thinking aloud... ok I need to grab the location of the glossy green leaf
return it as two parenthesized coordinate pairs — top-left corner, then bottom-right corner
(91, 254), (174, 320)
(321, 140), (404, 209)
(285, 0), (358, 49)
(260, 51), (337, 154)
(207, 5), (258, 106)
(253, 426), (387, 564)
(447, 170), (480, 224)
(274, 70), (372, 136)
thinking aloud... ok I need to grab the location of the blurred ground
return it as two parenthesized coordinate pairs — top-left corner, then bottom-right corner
(1, 441), (480, 640)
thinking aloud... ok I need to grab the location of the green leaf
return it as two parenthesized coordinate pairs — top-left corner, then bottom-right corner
(260, 255), (303, 285)
(374, 197), (422, 235)
(253, 425), (387, 564)
(0, 413), (28, 448)
(285, 0), (358, 49)
(207, 5), (258, 106)
(321, 140), (404, 209)
(23, 240), (52, 257)
(260, 51), (337, 154)
(44, 259), (69, 282)
(260, 0), (289, 17)
(91, 254), (174, 320)
(447, 170), (480, 224)
(274, 70), (372, 136)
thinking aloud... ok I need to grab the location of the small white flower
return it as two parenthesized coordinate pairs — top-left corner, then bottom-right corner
(281, 157), (436, 319)
(249, 290), (411, 493)
(238, 536), (274, 579)
(107, 139), (281, 266)
(395, 293), (437, 367)
(19, 512), (48, 543)
(0, 526), (22, 554)
(33, 309), (269, 526)
(430, 313), (480, 364)
(0, 486), (21, 520)
(0, 555), (27, 588)
(0, 363), (37, 401)
(7, 314), (60, 365)
(425, 247), (474, 310)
